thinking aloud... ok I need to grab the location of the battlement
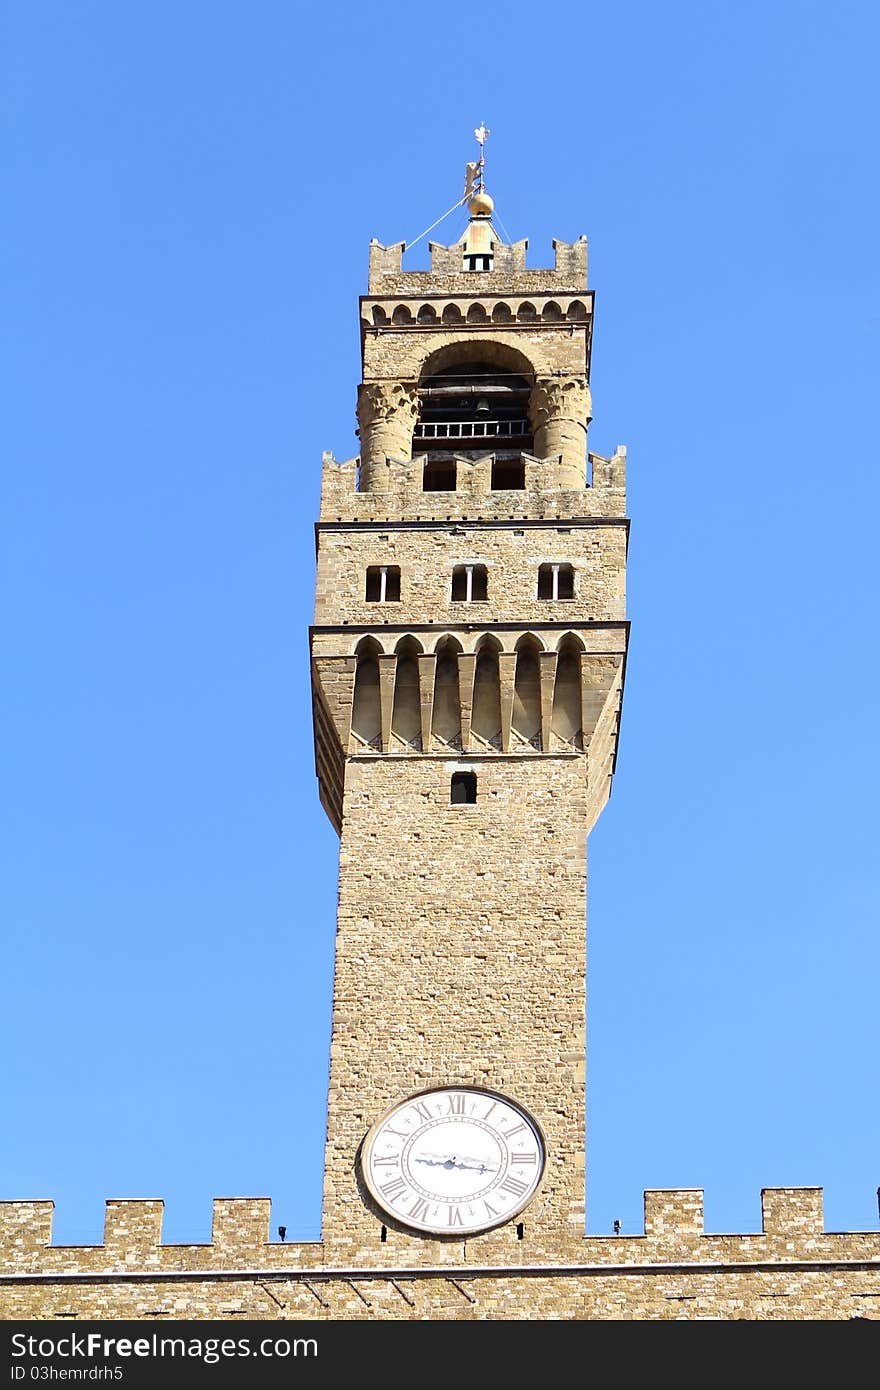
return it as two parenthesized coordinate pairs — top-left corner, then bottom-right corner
(3, 1188), (877, 1267)
(319, 448), (626, 523)
(367, 236), (587, 297)
(3, 1189), (877, 1318)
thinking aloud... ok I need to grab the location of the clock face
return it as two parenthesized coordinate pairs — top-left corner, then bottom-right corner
(361, 1086), (545, 1235)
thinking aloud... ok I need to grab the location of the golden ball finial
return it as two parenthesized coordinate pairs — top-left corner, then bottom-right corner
(468, 190), (494, 217)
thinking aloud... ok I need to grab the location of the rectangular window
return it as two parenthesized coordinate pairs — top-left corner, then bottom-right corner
(451, 772), (477, 804)
(365, 565), (401, 602)
(491, 459), (525, 490)
(537, 563), (574, 600)
(451, 564), (488, 602)
(423, 460), (457, 492)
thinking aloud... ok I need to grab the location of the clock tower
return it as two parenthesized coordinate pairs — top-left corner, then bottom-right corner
(311, 161), (628, 1258)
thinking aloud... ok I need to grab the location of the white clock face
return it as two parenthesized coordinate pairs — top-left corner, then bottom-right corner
(361, 1086), (545, 1235)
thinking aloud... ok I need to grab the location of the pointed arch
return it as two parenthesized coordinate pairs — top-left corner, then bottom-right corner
(471, 641), (502, 749)
(417, 304), (437, 324)
(391, 304), (413, 325)
(517, 301), (537, 322)
(372, 306), (389, 326)
(466, 303), (488, 323)
(391, 637), (422, 750)
(541, 300), (563, 322)
(441, 304), (463, 324)
(351, 638), (383, 749)
(567, 300), (588, 321)
(491, 302), (513, 323)
(512, 635), (542, 747)
(431, 636), (462, 749)
(551, 636), (583, 747)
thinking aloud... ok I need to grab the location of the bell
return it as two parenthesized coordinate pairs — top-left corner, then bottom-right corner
(475, 397), (490, 413)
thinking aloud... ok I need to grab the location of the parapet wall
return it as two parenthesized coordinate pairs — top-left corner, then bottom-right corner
(2, 1189), (879, 1320)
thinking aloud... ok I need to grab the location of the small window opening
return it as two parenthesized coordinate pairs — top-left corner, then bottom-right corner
(491, 459), (525, 491)
(451, 564), (488, 602)
(463, 253), (493, 271)
(423, 459), (457, 492)
(537, 563), (574, 600)
(516, 1222), (525, 1241)
(365, 565), (401, 602)
(380, 1225), (388, 1243)
(450, 772), (477, 805)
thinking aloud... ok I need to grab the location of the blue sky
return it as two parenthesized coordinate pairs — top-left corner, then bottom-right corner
(3, 1), (878, 1246)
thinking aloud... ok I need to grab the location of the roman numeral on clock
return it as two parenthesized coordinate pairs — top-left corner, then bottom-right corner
(447, 1205), (464, 1226)
(500, 1175), (528, 1199)
(379, 1176), (408, 1202)
(446, 1093), (467, 1115)
(407, 1197), (430, 1222)
(513, 1152), (538, 1164)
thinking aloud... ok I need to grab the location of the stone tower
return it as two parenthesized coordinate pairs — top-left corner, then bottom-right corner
(310, 179), (628, 1257)
(3, 161), (876, 1323)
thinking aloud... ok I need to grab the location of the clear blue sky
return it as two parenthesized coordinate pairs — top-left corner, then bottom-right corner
(3, 1), (878, 1247)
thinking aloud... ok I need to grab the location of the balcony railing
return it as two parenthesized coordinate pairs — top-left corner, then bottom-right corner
(413, 418), (530, 442)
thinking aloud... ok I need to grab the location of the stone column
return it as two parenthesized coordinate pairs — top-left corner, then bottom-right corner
(356, 381), (420, 491)
(529, 377), (592, 489)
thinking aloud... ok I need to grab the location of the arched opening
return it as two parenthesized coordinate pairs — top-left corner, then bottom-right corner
(541, 301), (563, 322)
(551, 639), (583, 748)
(567, 300), (588, 322)
(413, 351), (534, 471)
(466, 303), (488, 324)
(391, 638), (422, 750)
(517, 302), (537, 322)
(491, 303), (513, 323)
(471, 639), (502, 750)
(441, 304), (462, 324)
(417, 304), (437, 325)
(351, 639), (382, 750)
(391, 305), (412, 326)
(431, 637), (462, 749)
(512, 638), (542, 748)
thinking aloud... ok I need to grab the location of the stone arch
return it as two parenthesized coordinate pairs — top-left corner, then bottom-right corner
(542, 300), (563, 322)
(391, 304), (413, 326)
(567, 300), (588, 321)
(466, 303), (488, 323)
(417, 304), (437, 324)
(517, 301), (537, 322)
(554, 631), (586, 653)
(429, 632), (463, 655)
(372, 306), (388, 326)
(351, 638), (383, 749)
(551, 636), (583, 747)
(471, 636), (502, 749)
(441, 304), (463, 324)
(491, 302), (513, 323)
(416, 339), (537, 383)
(391, 636), (422, 750)
(431, 635), (462, 749)
(512, 635), (542, 747)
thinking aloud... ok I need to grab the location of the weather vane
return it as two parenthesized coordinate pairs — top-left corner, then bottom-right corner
(464, 122), (490, 201)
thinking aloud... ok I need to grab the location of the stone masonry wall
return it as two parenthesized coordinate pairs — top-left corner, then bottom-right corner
(3, 1189), (879, 1320)
(313, 522), (626, 628)
(321, 755), (590, 1253)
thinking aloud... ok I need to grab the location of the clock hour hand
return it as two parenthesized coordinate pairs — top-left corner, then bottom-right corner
(413, 1153), (498, 1172)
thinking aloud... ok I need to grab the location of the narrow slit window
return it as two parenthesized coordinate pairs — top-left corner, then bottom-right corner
(537, 563), (574, 600)
(450, 772), (477, 804)
(451, 564), (488, 602)
(365, 565), (401, 602)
